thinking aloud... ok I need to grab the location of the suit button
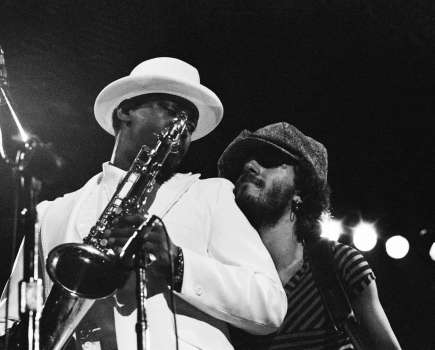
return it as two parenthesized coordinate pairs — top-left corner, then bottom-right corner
(194, 286), (203, 296)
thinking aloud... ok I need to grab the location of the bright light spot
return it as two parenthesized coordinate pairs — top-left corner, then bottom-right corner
(429, 243), (435, 261)
(352, 221), (378, 251)
(0, 88), (29, 142)
(385, 235), (409, 259)
(419, 228), (428, 236)
(0, 126), (6, 160)
(320, 213), (343, 241)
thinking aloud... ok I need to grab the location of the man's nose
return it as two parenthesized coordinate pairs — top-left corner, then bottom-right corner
(244, 159), (262, 174)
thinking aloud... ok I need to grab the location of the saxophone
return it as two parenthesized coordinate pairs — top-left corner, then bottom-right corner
(37, 113), (189, 350)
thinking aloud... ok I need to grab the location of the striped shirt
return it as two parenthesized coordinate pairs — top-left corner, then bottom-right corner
(231, 242), (375, 350)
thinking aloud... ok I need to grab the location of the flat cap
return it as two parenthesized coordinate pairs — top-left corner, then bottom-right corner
(218, 122), (328, 185)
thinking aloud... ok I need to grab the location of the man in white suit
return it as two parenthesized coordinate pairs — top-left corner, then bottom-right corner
(0, 57), (286, 350)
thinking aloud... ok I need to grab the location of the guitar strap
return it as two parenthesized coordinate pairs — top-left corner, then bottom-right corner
(305, 238), (365, 349)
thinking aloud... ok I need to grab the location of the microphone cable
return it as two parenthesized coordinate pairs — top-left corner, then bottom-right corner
(158, 216), (180, 350)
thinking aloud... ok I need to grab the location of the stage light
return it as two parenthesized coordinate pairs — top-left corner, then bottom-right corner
(385, 235), (409, 259)
(352, 221), (377, 252)
(419, 228), (428, 236)
(320, 213), (343, 241)
(430, 243), (435, 261)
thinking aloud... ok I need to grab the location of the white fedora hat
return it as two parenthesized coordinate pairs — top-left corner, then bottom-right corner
(94, 57), (223, 141)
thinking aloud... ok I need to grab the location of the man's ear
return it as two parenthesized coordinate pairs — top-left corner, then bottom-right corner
(115, 108), (132, 124)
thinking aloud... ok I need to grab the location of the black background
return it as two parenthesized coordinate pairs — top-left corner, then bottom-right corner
(0, 1), (434, 348)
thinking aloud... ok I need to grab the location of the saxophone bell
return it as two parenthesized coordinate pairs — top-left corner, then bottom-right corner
(46, 242), (128, 299)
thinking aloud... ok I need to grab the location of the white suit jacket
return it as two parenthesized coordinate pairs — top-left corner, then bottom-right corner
(0, 163), (287, 350)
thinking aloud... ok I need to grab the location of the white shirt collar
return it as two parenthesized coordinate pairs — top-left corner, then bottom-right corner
(101, 161), (126, 189)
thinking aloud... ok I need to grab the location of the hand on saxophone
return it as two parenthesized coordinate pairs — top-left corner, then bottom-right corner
(103, 214), (180, 283)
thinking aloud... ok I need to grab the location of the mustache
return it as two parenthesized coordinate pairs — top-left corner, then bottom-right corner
(236, 172), (265, 188)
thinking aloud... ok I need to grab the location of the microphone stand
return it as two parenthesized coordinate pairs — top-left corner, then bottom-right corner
(121, 216), (155, 350)
(14, 146), (44, 350)
(1, 126), (44, 350)
(135, 246), (149, 350)
(1, 64), (61, 350)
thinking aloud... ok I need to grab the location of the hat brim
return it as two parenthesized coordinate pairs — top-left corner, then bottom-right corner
(94, 75), (223, 141)
(217, 130), (300, 183)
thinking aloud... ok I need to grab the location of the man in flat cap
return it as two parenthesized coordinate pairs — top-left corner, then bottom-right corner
(0, 58), (287, 350)
(218, 122), (401, 349)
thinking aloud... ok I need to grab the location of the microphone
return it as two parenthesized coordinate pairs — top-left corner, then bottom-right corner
(0, 45), (7, 86)
(20, 137), (67, 184)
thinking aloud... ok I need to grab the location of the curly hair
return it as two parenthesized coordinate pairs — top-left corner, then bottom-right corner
(293, 159), (331, 244)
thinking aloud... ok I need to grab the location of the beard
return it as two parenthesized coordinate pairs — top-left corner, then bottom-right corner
(235, 174), (294, 229)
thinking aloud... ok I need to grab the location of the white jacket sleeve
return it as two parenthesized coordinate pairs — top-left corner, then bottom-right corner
(177, 178), (287, 335)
